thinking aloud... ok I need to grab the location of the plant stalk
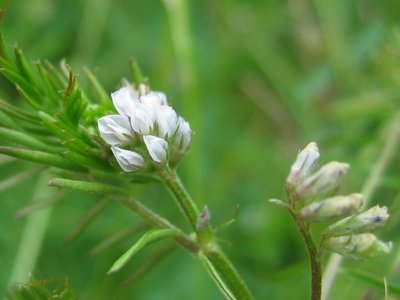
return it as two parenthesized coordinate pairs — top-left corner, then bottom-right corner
(158, 167), (199, 231)
(158, 168), (254, 300)
(296, 219), (322, 300)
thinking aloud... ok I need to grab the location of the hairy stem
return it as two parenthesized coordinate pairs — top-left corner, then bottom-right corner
(117, 196), (200, 253)
(296, 219), (322, 300)
(158, 167), (200, 230)
(158, 168), (254, 299)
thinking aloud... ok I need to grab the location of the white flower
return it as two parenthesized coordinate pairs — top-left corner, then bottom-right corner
(287, 142), (319, 185)
(295, 161), (349, 200)
(111, 87), (138, 117)
(174, 117), (191, 150)
(97, 115), (134, 145)
(156, 105), (179, 138)
(141, 91), (168, 107)
(111, 146), (145, 172)
(326, 205), (389, 236)
(130, 103), (155, 135)
(143, 135), (168, 164)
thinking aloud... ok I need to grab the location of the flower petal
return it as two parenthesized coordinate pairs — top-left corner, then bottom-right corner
(111, 87), (139, 117)
(143, 135), (168, 164)
(174, 117), (191, 150)
(130, 103), (155, 135)
(111, 146), (145, 172)
(141, 91), (168, 107)
(156, 105), (179, 138)
(98, 115), (133, 145)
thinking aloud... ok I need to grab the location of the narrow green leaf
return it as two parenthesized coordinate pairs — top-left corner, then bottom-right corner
(83, 67), (109, 102)
(0, 109), (21, 129)
(34, 61), (61, 107)
(15, 85), (42, 110)
(90, 223), (147, 256)
(48, 178), (127, 196)
(199, 253), (236, 300)
(107, 228), (177, 274)
(44, 60), (67, 88)
(0, 68), (43, 102)
(0, 98), (38, 122)
(64, 198), (111, 243)
(61, 151), (111, 171)
(0, 127), (55, 152)
(0, 147), (85, 172)
(14, 47), (37, 85)
(122, 243), (175, 285)
(343, 268), (400, 296)
(0, 33), (10, 60)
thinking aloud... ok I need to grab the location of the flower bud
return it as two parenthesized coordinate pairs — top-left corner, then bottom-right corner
(294, 161), (349, 200)
(143, 135), (168, 164)
(325, 205), (389, 237)
(324, 233), (392, 260)
(98, 115), (134, 145)
(287, 142), (319, 185)
(299, 193), (363, 221)
(111, 146), (145, 172)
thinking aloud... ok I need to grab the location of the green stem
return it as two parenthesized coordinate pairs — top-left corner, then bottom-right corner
(117, 196), (200, 254)
(295, 219), (322, 300)
(158, 168), (254, 300)
(204, 248), (255, 300)
(158, 167), (200, 231)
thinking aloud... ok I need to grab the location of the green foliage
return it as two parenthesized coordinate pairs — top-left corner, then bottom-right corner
(6, 276), (76, 300)
(1, 0), (400, 299)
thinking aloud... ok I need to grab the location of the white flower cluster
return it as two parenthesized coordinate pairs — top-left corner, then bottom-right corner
(286, 142), (391, 259)
(98, 84), (191, 172)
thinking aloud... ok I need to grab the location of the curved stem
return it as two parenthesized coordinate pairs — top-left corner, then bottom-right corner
(158, 168), (255, 300)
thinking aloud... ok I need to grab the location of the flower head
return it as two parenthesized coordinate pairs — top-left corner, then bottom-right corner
(98, 84), (191, 172)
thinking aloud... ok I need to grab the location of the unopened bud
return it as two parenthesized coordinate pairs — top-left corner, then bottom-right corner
(299, 193), (363, 221)
(196, 206), (213, 245)
(324, 233), (392, 260)
(294, 161), (349, 200)
(326, 205), (389, 237)
(287, 142), (319, 185)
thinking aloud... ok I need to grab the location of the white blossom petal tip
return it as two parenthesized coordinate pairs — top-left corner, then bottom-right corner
(111, 146), (145, 172)
(111, 86), (139, 117)
(130, 103), (155, 135)
(98, 115), (133, 145)
(143, 135), (168, 164)
(141, 91), (168, 107)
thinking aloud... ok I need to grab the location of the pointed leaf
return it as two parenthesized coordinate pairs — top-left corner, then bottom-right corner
(48, 178), (127, 196)
(90, 223), (147, 256)
(83, 67), (109, 102)
(0, 146), (85, 172)
(0, 127), (55, 152)
(107, 228), (177, 274)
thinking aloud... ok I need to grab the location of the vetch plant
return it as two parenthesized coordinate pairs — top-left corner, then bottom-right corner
(0, 30), (394, 299)
(270, 142), (392, 300)
(0, 33), (253, 299)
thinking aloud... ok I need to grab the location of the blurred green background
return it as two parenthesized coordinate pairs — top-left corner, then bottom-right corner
(1, 0), (400, 299)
